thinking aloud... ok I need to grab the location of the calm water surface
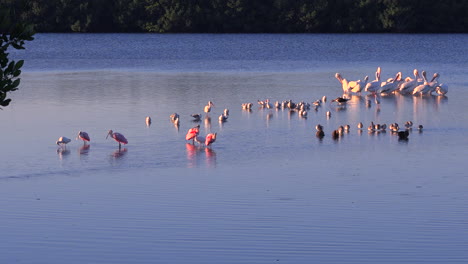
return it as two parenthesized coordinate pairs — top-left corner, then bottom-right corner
(1, 34), (468, 263)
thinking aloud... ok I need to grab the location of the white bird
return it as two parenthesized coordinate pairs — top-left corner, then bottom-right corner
(263, 99), (273, 109)
(242, 103), (253, 110)
(412, 71), (432, 95)
(364, 67), (382, 93)
(56, 136), (71, 147)
(170, 113), (179, 123)
(399, 69), (422, 94)
(435, 83), (448, 95)
(145, 116), (152, 126)
(219, 114), (228, 122)
(204, 101), (214, 114)
(350, 76), (369, 93)
(424, 73), (440, 95)
(335, 73), (350, 93)
(379, 72), (402, 94)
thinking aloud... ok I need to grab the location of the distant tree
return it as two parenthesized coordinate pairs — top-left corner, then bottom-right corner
(0, 6), (34, 108)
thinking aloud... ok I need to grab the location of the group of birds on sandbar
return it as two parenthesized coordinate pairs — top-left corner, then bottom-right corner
(335, 67), (448, 96)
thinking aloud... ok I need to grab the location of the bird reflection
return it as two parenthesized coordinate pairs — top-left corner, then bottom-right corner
(205, 147), (217, 168)
(79, 144), (91, 155)
(111, 148), (127, 159)
(57, 147), (70, 160)
(185, 143), (217, 168)
(204, 116), (211, 130)
(186, 143), (202, 168)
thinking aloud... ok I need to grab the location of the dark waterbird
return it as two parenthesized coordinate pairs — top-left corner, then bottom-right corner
(397, 130), (410, 140)
(331, 97), (350, 105)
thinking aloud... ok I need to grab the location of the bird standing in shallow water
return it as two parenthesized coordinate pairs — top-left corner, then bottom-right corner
(397, 130), (409, 140)
(106, 130), (128, 148)
(191, 113), (202, 122)
(219, 114), (228, 122)
(331, 130), (340, 140)
(315, 124), (324, 139)
(204, 101), (214, 114)
(364, 67), (382, 93)
(56, 136), (71, 147)
(335, 73), (350, 93)
(77, 131), (90, 145)
(170, 113), (179, 123)
(186, 125), (200, 143)
(145, 116), (151, 126)
(205, 133), (217, 147)
(331, 97), (350, 105)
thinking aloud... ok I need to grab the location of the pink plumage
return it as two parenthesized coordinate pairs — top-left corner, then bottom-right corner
(205, 133), (217, 146)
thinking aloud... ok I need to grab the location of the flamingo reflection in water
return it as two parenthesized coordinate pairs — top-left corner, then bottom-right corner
(79, 144), (91, 155)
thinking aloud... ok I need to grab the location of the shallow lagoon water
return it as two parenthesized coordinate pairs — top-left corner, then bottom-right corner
(1, 34), (468, 263)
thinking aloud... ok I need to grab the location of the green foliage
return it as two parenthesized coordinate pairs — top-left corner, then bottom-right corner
(1, 0), (467, 33)
(0, 6), (35, 108)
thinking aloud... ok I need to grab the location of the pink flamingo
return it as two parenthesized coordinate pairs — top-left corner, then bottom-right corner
(106, 130), (128, 148)
(185, 125), (200, 143)
(77, 131), (90, 144)
(205, 133), (217, 147)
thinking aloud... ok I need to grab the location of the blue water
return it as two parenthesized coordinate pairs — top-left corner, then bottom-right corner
(1, 34), (468, 263)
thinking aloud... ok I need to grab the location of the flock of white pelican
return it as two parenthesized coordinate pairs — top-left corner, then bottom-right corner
(56, 69), (443, 151)
(336, 67), (448, 96)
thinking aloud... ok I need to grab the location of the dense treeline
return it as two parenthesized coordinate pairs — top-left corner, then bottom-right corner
(2, 0), (468, 33)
